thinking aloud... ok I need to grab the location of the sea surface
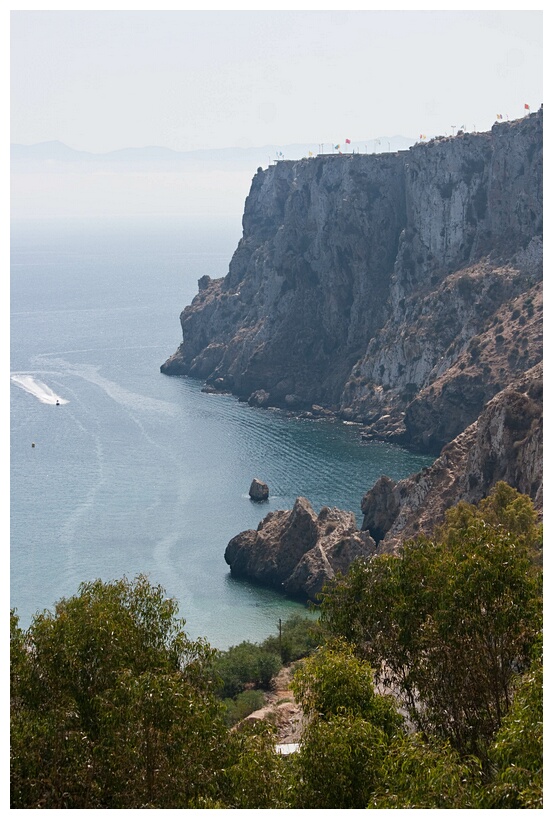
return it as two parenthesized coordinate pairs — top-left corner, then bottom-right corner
(10, 216), (431, 648)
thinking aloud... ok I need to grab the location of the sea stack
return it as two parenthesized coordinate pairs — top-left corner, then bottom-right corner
(249, 478), (269, 501)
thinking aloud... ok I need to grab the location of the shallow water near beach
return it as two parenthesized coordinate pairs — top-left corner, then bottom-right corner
(10, 216), (431, 648)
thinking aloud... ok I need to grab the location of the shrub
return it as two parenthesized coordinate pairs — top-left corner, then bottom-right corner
(319, 484), (542, 759)
(481, 639), (542, 809)
(213, 642), (281, 698)
(10, 576), (230, 809)
(223, 689), (265, 727)
(369, 734), (482, 809)
(261, 614), (322, 663)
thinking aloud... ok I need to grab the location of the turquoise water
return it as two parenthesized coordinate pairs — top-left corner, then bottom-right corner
(10, 216), (431, 648)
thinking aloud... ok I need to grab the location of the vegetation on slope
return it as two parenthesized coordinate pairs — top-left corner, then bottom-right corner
(10, 484), (542, 808)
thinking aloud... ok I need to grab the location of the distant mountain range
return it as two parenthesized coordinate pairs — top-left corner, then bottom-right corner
(10, 136), (418, 218)
(11, 137), (417, 169)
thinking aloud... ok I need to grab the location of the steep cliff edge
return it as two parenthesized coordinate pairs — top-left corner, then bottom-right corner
(162, 151), (406, 408)
(361, 363), (543, 553)
(162, 110), (542, 454)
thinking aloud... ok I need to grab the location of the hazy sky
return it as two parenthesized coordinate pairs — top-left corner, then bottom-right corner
(11, 7), (543, 153)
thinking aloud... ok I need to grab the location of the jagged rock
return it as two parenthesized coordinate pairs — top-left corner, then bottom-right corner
(361, 363), (542, 553)
(161, 110), (542, 459)
(311, 405), (334, 418)
(248, 389), (270, 407)
(249, 478), (269, 501)
(225, 497), (376, 600)
(361, 475), (400, 542)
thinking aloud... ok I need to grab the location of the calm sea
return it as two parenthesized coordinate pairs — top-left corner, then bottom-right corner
(10, 216), (431, 648)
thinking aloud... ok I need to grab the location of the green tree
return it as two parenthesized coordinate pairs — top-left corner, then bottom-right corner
(222, 688), (265, 726)
(368, 734), (482, 809)
(10, 576), (233, 808)
(290, 713), (390, 809)
(292, 638), (402, 736)
(212, 640), (281, 698)
(261, 613), (322, 663)
(438, 480), (542, 554)
(319, 485), (542, 759)
(223, 721), (291, 809)
(288, 640), (403, 808)
(480, 638), (543, 809)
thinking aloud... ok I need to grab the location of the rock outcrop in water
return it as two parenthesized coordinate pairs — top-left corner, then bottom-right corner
(249, 478), (269, 501)
(163, 111), (542, 589)
(224, 497), (376, 601)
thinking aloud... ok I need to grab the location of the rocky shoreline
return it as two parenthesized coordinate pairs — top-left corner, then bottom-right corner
(225, 361), (542, 599)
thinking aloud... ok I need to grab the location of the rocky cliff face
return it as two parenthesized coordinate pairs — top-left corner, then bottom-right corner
(361, 363), (543, 554)
(224, 362), (542, 598)
(163, 110), (542, 596)
(162, 109), (542, 452)
(163, 151), (407, 408)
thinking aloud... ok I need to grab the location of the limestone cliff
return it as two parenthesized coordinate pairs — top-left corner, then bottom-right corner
(163, 151), (406, 408)
(162, 109), (542, 453)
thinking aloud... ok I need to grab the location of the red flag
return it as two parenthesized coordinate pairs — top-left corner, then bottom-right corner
(345, 138), (351, 144)
(524, 103), (530, 110)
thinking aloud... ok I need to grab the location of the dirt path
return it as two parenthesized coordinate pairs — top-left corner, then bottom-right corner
(242, 663), (306, 744)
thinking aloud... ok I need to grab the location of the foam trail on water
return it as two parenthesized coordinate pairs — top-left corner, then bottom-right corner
(11, 374), (68, 405)
(31, 357), (178, 417)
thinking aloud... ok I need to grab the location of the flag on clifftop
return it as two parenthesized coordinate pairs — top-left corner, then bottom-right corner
(334, 144), (340, 150)
(345, 138), (351, 144)
(524, 103), (530, 110)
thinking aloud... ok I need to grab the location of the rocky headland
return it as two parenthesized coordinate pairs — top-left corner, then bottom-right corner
(163, 110), (542, 598)
(224, 497), (376, 600)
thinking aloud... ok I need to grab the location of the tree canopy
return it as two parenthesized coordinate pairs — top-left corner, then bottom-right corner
(318, 483), (542, 759)
(10, 575), (282, 808)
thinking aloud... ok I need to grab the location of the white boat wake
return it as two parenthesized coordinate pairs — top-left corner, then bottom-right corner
(11, 374), (68, 405)
(30, 356), (178, 417)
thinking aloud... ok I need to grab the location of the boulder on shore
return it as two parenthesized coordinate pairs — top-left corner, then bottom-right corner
(249, 478), (269, 501)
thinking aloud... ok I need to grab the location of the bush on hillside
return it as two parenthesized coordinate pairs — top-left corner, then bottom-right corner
(213, 641), (281, 698)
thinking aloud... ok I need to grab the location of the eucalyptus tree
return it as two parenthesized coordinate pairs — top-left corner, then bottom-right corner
(10, 575), (281, 808)
(318, 484), (542, 760)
